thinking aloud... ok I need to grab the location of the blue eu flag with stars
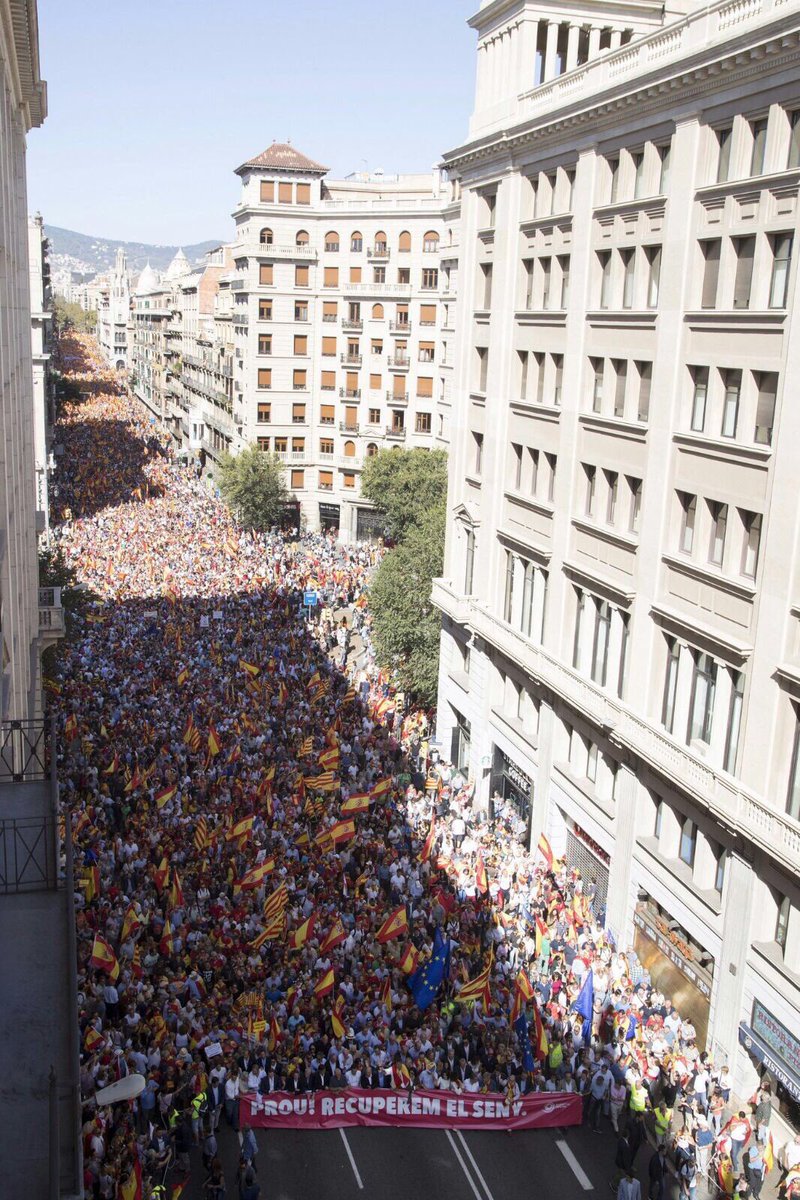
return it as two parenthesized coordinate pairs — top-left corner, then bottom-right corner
(409, 928), (450, 1010)
(513, 1012), (535, 1072)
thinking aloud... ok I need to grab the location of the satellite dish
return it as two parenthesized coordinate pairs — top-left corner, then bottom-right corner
(94, 1073), (146, 1106)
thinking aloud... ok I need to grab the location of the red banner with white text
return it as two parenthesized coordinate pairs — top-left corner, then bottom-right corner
(240, 1086), (582, 1130)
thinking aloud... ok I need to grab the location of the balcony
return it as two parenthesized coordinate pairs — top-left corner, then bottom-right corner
(322, 314), (338, 324)
(248, 242), (317, 260)
(339, 387), (361, 399)
(386, 390), (408, 405)
(336, 455), (362, 469)
(319, 480), (334, 492)
(339, 422), (360, 434)
(389, 321), (411, 335)
(367, 246), (390, 260)
(340, 354), (362, 366)
(232, 310), (249, 327)
(388, 356), (410, 370)
(38, 587), (64, 645)
(342, 319), (363, 331)
(274, 451), (307, 463)
(385, 425), (407, 439)
(229, 277), (247, 291)
(346, 282), (411, 297)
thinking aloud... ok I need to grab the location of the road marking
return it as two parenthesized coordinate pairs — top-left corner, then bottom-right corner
(445, 1129), (484, 1200)
(339, 1127), (364, 1190)
(455, 1130), (496, 1200)
(556, 1139), (594, 1191)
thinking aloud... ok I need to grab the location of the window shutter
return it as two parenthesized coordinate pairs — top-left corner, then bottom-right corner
(296, 183), (310, 205)
(420, 304), (436, 324)
(321, 371), (336, 389)
(417, 376), (433, 397)
(324, 267), (339, 287)
(295, 265), (309, 286)
(260, 181), (274, 202)
(279, 181), (292, 203)
(370, 374), (382, 390)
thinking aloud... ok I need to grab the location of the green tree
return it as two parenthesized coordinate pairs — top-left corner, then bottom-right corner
(217, 446), (289, 532)
(38, 544), (97, 673)
(361, 447), (448, 540)
(368, 506), (445, 707)
(53, 295), (96, 332)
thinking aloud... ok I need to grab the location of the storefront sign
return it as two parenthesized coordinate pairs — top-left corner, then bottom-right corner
(240, 1087), (581, 1131)
(571, 822), (610, 867)
(739, 1021), (800, 1103)
(498, 750), (531, 795)
(751, 1001), (800, 1082)
(633, 910), (712, 998)
(319, 503), (341, 520)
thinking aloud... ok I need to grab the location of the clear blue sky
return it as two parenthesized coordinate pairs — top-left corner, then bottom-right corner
(27, 0), (477, 245)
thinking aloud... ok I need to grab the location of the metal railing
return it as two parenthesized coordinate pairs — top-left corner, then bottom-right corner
(0, 718), (49, 781)
(0, 814), (58, 893)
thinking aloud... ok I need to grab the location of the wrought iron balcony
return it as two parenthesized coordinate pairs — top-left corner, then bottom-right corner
(38, 588), (64, 645)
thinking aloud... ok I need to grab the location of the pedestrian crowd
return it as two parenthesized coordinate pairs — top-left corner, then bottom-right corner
(52, 335), (797, 1200)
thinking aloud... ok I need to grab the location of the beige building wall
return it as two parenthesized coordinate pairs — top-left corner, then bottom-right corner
(435, 0), (800, 1134)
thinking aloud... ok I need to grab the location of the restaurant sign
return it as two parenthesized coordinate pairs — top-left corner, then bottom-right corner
(751, 1000), (800, 1080)
(633, 909), (712, 998)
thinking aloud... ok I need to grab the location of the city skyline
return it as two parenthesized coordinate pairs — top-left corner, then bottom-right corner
(27, 0), (475, 244)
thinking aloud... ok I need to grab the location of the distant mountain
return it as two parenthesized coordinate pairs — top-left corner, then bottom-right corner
(45, 224), (223, 279)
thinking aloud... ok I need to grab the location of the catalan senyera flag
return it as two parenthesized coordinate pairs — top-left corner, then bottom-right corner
(331, 995), (346, 1039)
(376, 906), (409, 944)
(207, 724), (221, 757)
(119, 1158), (142, 1200)
(318, 746), (340, 772)
(306, 771), (338, 793)
(319, 918), (346, 954)
(226, 815), (255, 842)
(89, 934), (120, 981)
(239, 659), (260, 678)
(329, 818), (356, 846)
(370, 777), (392, 801)
(313, 967), (335, 999)
(153, 856), (169, 894)
(154, 784), (177, 810)
(194, 816), (209, 853)
(537, 832), (554, 871)
(307, 670), (322, 692)
(375, 696), (393, 718)
(457, 950), (493, 1007)
(238, 858), (275, 891)
(251, 912), (285, 949)
(182, 714), (197, 745)
(475, 852), (488, 896)
(289, 913), (316, 951)
(399, 944), (420, 975)
(340, 792), (371, 815)
(420, 818), (436, 862)
(121, 903), (143, 943)
(343, 685), (356, 703)
(380, 976), (392, 1012)
(169, 869), (185, 910)
(84, 1026), (104, 1053)
(299, 736), (314, 757)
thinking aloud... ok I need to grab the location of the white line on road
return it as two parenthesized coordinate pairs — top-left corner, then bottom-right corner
(556, 1139), (595, 1191)
(339, 1127), (364, 1190)
(455, 1130), (496, 1200)
(445, 1129), (484, 1200)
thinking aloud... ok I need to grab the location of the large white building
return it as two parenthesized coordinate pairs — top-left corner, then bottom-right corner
(28, 211), (54, 540)
(95, 247), (132, 370)
(229, 143), (454, 539)
(434, 0), (800, 1137)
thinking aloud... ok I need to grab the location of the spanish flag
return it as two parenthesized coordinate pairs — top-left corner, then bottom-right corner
(154, 784), (177, 809)
(267, 1015), (281, 1052)
(121, 903), (143, 943)
(103, 752), (120, 775)
(340, 792), (370, 815)
(294, 830), (310, 850)
(307, 670), (322, 692)
(532, 1003), (549, 1060)
(226, 815), (254, 841)
(227, 744), (241, 765)
(315, 829), (334, 854)
(182, 715), (197, 745)
(85, 1027), (104, 1053)
(239, 659), (260, 678)
(420, 818), (436, 861)
(207, 724), (221, 757)
(331, 995), (346, 1039)
(177, 667), (189, 686)
(380, 976), (392, 1012)
(83, 863), (101, 903)
(119, 1158), (142, 1200)
(89, 934), (120, 981)
(313, 968), (335, 999)
(171, 1179), (189, 1200)
(124, 768), (142, 795)
(238, 859), (275, 891)
(64, 713), (78, 740)
(399, 944), (420, 975)
(131, 943), (142, 979)
(476, 852), (488, 895)
(153, 856), (169, 894)
(393, 1062), (411, 1088)
(764, 1132), (775, 1173)
(370, 777), (392, 801)
(537, 832), (553, 871)
(515, 968), (534, 1002)
(289, 913), (316, 950)
(717, 1153), (735, 1197)
(160, 922), (174, 956)
(318, 746), (340, 772)
(264, 884), (288, 921)
(169, 869), (185, 910)
(329, 818), (356, 846)
(376, 906), (408, 944)
(320, 918), (346, 954)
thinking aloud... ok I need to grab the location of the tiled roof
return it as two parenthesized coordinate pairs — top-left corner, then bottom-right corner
(235, 142), (328, 176)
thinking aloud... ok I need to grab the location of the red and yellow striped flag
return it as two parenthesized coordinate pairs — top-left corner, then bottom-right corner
(420, 818), (436, 861)
(376, 906), (408, 944)
(399, 944), (420, 975)
(318, 746), (340, 772)
(329, 818), (356, 846)
(476, 852), (488, 895)
(319, 918), (346, 954)
(331, 995), (346, 1039)
(153, 856), (169, 894)
(263, 883), (288, 921)
(194, 816), (209, 853)
(267, 1015), (281, 1052)
(289, 913), (315, 950)
(120, 903), (143, 943)
(207, 724), (221, 757)
(169, 869), (185, 910)
(537, 832), (553, 870)
(380, 976), (392, 1012)
(85, 1027), (105, 1053)
(226, 815), (254, 841)
(103, 752), (120, 775)
(239, 659), (260, 677)
(313, 968), (335, 999)
(89, 934), (120, 981)
(458, 950), (494, 1007)
(154, 783), (177, 809)
(299, 736), (314, 757)
(177, 667), (189, 686)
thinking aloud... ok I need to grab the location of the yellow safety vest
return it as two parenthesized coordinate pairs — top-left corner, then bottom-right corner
(630, 1084), (647, 1112)
(548, 1042), (563, 1069)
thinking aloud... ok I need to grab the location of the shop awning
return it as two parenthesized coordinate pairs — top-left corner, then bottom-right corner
(739, 1022), (800, 1102)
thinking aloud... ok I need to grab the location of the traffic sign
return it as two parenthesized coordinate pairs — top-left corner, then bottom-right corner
(303, 590), (318, 607)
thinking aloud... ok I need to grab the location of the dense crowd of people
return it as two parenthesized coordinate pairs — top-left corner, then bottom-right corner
(52, 334), (796, 1200)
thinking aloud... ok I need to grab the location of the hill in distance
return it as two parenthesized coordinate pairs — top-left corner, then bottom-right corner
(45, 224), (223, 277)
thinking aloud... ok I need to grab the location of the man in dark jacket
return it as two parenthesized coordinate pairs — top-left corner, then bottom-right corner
(610, 1131), (634, 1192)
(648, 1145), (668, 1200)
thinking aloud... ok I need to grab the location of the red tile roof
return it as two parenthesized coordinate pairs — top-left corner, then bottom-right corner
(235, 142), (328, 176)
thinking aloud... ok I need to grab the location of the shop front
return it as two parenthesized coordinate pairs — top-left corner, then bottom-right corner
(319, 502), (340, 533)
(450, 709), (471, 773)
(739, 1000), (800, 1131)
(491, 747), (532, 834)
(565, 822), (610, 924)
(356, 506), (386, 543)
(633, 898), (713, 1048)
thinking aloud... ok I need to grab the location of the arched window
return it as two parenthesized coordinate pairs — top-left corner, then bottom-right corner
(371, 302), (384, 319)
(351, 231), (363, 252)
(344, 440), (357, 457)
(423, 230), (440, 252)
(259, 228), (273, 245)
(398, 230), (412, 253)
(295, 230), (309, 246)
(374, 230), (388, 253)
(366, 443), (379, 457)
(325, 231), (340, 252)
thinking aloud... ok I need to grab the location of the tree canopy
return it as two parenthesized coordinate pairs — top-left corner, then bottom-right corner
(217, 446), (289, 532)
(361, 447), (448, 540)
(53, 295), (96, 332)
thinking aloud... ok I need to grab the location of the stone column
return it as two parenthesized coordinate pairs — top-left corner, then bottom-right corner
(566, 23), (581, 71)
(588, 26), (602, 57)
(529, 700), (556, 852)
(604, 764), (638, 947)
(544, 20), (560, 81)
(710, 852), (753, 1068)
(609, 28), (623, 49)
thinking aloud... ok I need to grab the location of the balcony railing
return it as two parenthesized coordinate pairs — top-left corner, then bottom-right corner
(342, 319), (363, 331)
(0, 718), (49, 782)
(339, 388), (361, 399)
(346, 282), (411, 297)
(248, 242), (317, 260)
(388, 356), (410, 370)
(339, 422), (360, 434)
(340, 354), (362, 366)
(389, 320), (411, 334)
(385, 425), (407, 439)
(0, 815), (59, 893)
(386, 390), (408, 405)
(232, 310), (249, 326)
(367, 246), (390, 260)
(229, 277), (247, 291)
(38, 587), (64, 645)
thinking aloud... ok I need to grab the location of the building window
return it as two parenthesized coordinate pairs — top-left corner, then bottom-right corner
(351, 231), (363, 252)
(545, 452), (557, 502)
(572, 589), (585, 669)
(477, 347), (488, 393)
(319, 438), (334, 455)
(257, 368), (272, 389)
(590, 357), (604, 412)
(259, 181), (274, 203)
(258, 334), (272, 355)
(636, 361), (651, 422)
(415, 412), (432, 434)
(259, 299), (272, 320)
(292, 403), (306, 423)
(740, 511), (762, 579)
(749, 118), (768, 176)
(788, 109), (800, 168)
(473, 432), (484, 475)
(257, 402), (271, 423)
(324, 267), (339, 288)
(559, 256), (570, 308)
(679, 818), (696, 868)
(688, 652), (717, 744)
(399, 230), (412, 253)
(733, 236), (755, 309)
(325, 231), (340, 252)
(296, 183), (310, 205)
(646, 246), (661, 308)
(708, 501), (728, 566)
(608, 156), (620, 204)
(503, 551), (514, 622)
(257, 436), (270, 450)
(787, 708), (800, 819)
(621, 249), (635, 309)
(598, 251), (612, 308)
(259, 227), (273, 245)
(422, 268), (439, 290)
(716, 125), (732, 183)
(296, 230), (309, 246)
(605, 469), (619, 525)
(295, 265), (309, 287)
(511, 443), (523, 490)
(775, 894), (790, 952)
(658, 141), (671, 194)
(320, 404), (335, 425)
(293, 369), (307, 390)
(366, 442), (378, 456)
(540, 258), (551, 310)
(320, 371), (336, 391)
(754, 372), (777, 445)
(590, 599), (612, 687)
(583, 463), (596, 517)
(259, 264), (273, 286)
(690, 366), (709, 432)
(701, 240), (721, 309)
(723, 670), (744, 774)
(662, 637), (680, 733)
(278, 181), (292, 204)
(290, 469), (304, 489)
(294, 334), (308, 355)
(654, 798), (664, 840)
(343, 472), (356, 489)
(714, 848), (727, 894)
(368, 408), (380, 424)
(613, 359), (627, 418)
(294, 301), (308, 321)
(465, 527), (475, 594)
(627, 477), (643, 533)
(721, 369), (741, 438)
(632, 151), (645, 199)
(769, 234), (793, 308)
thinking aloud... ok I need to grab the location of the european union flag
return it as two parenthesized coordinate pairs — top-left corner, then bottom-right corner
(513, 1012), (535, 1072)
(571, 970), (594, 1044)
(409, 928), (450, 1010)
